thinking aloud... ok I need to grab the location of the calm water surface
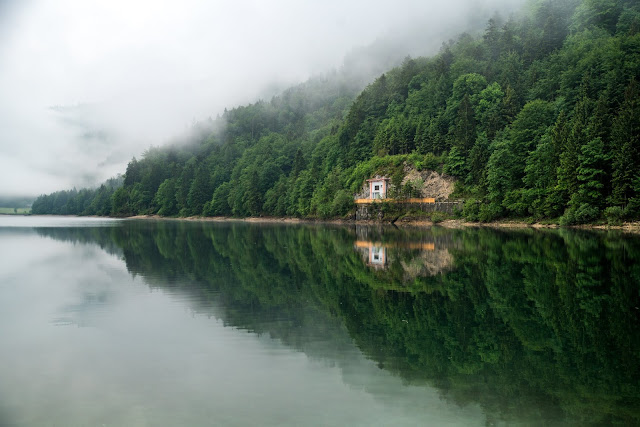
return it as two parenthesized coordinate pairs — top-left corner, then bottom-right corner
(0, 216), (638, 426)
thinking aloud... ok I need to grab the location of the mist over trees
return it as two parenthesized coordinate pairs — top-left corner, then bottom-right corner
(33, 0), (640, 224)
(0, 196), (33, 209)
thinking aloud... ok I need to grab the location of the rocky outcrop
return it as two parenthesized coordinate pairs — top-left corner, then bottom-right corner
(400, 168), (455, 201)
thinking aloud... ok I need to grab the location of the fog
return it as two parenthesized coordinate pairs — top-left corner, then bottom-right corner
(0, 0), (526, 198)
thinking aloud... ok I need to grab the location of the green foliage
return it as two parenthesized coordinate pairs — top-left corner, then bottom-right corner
(330, 190), (355, 217)
(205, 182), (232, 216)
(154, 179), (178, 216)
(610, 78), (640, 207)
(443, 147), (467, 179)
(560, 203), (601, 225)
(429, 211), (448, 223)
(110, 187), (133, 217)
(604, 205), (624, 225)
(462, 198), (481, 221)
(476, 82), (506, 138)
(413, 152), (442, 171)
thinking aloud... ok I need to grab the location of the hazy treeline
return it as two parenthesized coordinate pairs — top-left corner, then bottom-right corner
(33, 0), (640, 223)
(36, 222), (640, 423)
(31, 175), (123, 215)
(0, 196), (33, 209)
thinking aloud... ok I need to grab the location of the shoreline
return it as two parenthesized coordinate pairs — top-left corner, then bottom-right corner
(123, 214), (640, 234)
(9, 213), (640, 233)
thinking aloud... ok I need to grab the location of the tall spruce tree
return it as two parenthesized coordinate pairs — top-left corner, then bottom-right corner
(610, 79), (640, 208)
(557, 94), (591, 202)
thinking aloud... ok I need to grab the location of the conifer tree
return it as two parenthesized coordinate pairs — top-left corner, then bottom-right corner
(454, 94), (477, 157)
(557, 95), (591, 202)
(187, 166), (213, 216)
(574, 137), (608, 209)
(610, 79), (640, 208)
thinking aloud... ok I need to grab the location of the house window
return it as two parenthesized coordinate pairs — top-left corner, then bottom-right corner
(374, 185), (380, 191)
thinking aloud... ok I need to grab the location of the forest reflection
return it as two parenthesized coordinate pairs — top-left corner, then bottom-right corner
(36, 220), (640, 425)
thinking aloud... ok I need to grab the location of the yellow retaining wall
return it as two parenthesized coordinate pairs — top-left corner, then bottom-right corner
(355, 240), (435, 250)
(354, 198), (436, 204)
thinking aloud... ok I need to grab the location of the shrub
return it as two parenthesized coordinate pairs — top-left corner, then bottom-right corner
(478, 202), (502, 222)
(604, 206), (624, 226)
(462, 198), (480, 221)
(625, 198), (640, 219)
(415, 153), (441, 171)
(430, 212), (448, 223)
(560, 203), (600, 225)
(330, 190), (354, 217)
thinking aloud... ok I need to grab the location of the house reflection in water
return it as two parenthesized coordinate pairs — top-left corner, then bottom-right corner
(353, 225), (455, 282)
(355, 241), (388, 269)
(354, 240), (436, 270)
(370, 246), (386, 266)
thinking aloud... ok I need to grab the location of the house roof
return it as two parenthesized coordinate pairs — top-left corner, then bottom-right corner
(365, 176), (390, 182)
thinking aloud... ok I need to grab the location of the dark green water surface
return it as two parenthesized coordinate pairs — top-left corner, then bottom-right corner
(0, 216), (638, 426)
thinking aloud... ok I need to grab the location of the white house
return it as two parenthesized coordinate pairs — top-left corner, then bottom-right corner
(366, 176), (389, 200)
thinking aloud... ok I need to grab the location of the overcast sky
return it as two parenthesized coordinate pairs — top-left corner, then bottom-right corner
(0, 0), (526, 197)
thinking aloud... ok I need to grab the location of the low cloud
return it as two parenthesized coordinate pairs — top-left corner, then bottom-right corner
(0, 0), (526, 197)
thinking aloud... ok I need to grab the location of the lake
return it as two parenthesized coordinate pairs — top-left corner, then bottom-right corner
(0, 216), (638, 426)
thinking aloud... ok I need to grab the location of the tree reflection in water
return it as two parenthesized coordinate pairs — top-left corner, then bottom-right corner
(37, 221), (640, 425)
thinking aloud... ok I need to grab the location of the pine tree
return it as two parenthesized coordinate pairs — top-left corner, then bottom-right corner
(588, 96), (612, 197)
(243, 169), (262, 216)
(454, 94), (477, 156)
(502, 84), (520, 123)
(187, 166), (213, 216)
(291, 148), (306, 178)
(557, 95), (591, 201)
(610, 79), (640, 207)
(414, 119), (432, 154)
(467, 133), (490, 189)
(574, 137), (608, 209)
(550, 111), (569, 173)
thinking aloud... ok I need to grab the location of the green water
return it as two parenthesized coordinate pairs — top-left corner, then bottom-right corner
(0, 216), (638, 426)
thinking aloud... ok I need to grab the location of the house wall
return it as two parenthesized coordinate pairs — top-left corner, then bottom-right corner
(369, 180), (386, 199)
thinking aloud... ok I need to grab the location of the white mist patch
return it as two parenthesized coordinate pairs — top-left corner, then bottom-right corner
(0, 0), (527, 197)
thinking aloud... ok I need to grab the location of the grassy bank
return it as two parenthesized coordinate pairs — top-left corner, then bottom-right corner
(0, 207), (31, 214)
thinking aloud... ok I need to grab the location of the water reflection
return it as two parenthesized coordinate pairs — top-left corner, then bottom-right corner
(354, 236), (452, 285)
(7, 219), (640, 424)
(355, 240), (389, 268)
(351, 226), (457, 287)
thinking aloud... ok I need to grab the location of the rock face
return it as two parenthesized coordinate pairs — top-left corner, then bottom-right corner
(401, 168), (455, 201)
(355, 168), (456, 201)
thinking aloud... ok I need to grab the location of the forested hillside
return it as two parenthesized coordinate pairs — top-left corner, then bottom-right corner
(33, 0), (640, 224)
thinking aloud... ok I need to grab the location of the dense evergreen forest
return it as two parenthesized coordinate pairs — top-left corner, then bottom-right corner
(32, 0), (640, 224)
